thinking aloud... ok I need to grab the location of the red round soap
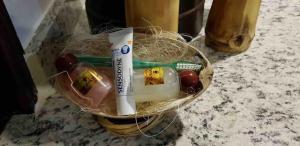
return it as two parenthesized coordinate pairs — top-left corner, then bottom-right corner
(179, 70), (199, 93)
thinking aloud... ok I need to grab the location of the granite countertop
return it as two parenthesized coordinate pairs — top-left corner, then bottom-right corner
(1, 0), (300, 145)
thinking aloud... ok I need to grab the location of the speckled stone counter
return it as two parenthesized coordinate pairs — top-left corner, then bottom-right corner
(1, 0), (300, 145)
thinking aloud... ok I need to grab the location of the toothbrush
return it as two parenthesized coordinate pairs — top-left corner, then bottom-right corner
(77, 55), (202, 71)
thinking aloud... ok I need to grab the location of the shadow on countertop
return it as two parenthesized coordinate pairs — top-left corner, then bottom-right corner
(1, 96), (183, 146)
(128, 111), (184, 146)
(190, 35), (240, 64)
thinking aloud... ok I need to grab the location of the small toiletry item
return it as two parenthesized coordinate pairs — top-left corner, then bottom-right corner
(179, 70), (200, 93)
(109, 28), (136, 115)
(133, 67), (180, 102)
(55, 53), (112, 107)
(77, 56), (203, 71)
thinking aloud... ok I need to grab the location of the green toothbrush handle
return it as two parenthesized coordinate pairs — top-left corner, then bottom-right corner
(77, 56), (112, 67)
(132, 60), (172, 69)
(76, 55), (200, 70)
(77, 55), (170, 69)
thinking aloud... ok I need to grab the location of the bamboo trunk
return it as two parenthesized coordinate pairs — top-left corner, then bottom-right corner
(205, 0), (261, 53)
(125, 0), (180, 32)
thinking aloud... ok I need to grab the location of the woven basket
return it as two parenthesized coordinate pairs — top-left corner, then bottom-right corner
(54, 29), (213, 136)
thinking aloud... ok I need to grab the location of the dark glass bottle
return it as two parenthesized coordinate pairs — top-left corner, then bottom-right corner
(179, 0), (205, 40)
(85, 0), (126, 34)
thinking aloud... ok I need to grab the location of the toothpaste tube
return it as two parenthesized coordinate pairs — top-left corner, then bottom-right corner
(109, 28), (136, 115)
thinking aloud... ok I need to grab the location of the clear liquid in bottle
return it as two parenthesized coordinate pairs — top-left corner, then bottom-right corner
(133, 67), (180, 102)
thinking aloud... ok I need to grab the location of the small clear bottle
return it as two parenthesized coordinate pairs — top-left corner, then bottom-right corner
(133, 67), (180, 102)
(55, 54), (112, 107)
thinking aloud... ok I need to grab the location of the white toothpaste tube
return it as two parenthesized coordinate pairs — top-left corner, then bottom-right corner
(109, 28), (136, 115)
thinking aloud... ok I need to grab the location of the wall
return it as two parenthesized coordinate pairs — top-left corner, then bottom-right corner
(3, 0), (54, 48)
